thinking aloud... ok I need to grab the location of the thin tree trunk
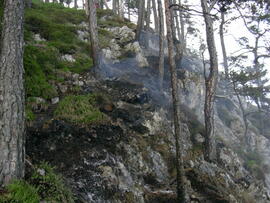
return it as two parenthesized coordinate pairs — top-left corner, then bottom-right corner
(100, 0), (104, 9)
(118, 0), (124, 19)
(0, 0), (25, 186)
(232, 81), (249, 147)
(25, 0), (32, 8)
(136, 0), (145, 41)
(45, 0), (49, 3)
(88, 0), (100, 76)
(103, 0), (109, 9)
(157, 0), (164, 89)
(74, 0), (78, 9)
(146, 0), (151, 31)
(201, 0), (219, 162)
(85, 0), (89, 16)
(178, 0), (186, 53)
(127, 0), (131, 20)
(164, 1), (187, 202)
(219, 11), (229, 79)
(170, 0), (181, 59)
(82, 0), (85, 10)
(113, 0), (117, 14)
(152, 0), (159, 33)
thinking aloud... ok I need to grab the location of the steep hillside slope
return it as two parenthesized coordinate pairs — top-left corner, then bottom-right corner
(1, 1), (270, 202)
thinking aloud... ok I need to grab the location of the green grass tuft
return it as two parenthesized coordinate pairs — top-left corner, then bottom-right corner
(0, 180), (40, 203)
(54, 94), (106, 125)
(29, 162), (75, 202)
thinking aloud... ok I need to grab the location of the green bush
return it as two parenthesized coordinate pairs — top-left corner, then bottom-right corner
(0, 180), (40, 203)
(29, 162), (75, 202)
(54, 94), (106, 124)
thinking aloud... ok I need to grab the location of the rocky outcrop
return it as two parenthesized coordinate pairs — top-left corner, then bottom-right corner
(102, 26), (149, 67)
(26, 63), (270, 202)
(26, 25), (270, 202)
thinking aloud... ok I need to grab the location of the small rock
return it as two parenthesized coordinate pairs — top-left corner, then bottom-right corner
(61, 54), (75, 62)
(73, 80), (84, 86)
(194, 133), (205, 143)
(33, 33), (46, 42)
(37, 168), (46, 176)
(51, 97), (59, 104)
(58, 84), (68, 93)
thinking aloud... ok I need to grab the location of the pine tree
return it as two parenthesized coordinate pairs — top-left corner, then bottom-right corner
(0, 0), (25, 186)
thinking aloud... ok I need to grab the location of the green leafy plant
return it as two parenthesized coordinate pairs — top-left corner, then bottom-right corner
(29, 162), (75, 202)
(0, 180), (40, 203)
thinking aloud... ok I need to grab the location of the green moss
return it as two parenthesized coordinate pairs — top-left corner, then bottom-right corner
(26, 107), (36, 121)
(0, 180), (40, 203)
(24, 45), (58, 99)
(29, 162), (75, 202)
(64, 53), (93, 73)
(54, 94), (106, 125)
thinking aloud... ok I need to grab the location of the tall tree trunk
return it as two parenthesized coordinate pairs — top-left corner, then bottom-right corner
(85, 0), (89, 16)
(219, 11), (229, 79)
(127, 0), (131, 20)
(74, 0), (78, 9)
(45, 0), (49, 3)
(100, 0), (104, 9)
(82, 0), (85, 10)
(88, 0), (100, 76)
(232, 81), (249, 147)
(113, 0), (118, 14)
(164, 1), (187, 202)
(201, 0), (218, 162)
(103, 0), (109, 9)
(178, 0), (186, 53)
(118, 0), (125, 19)
(152, 0), (159, 33)
(157, 0), (164, 89)
(25, 0), (32, 8)
(146, 0), (151, 31)
(170, 0), (181, 59)
(0, 0), (25, 186)
(136, 0), (145, 41)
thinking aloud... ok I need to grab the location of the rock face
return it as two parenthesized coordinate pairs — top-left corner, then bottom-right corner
(26, 29), (270, 202)
(102, 26), (149, 67)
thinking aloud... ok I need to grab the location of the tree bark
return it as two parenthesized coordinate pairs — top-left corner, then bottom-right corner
(201, 0), (218, 162)
(113, 0), (118, 14)
(157, 0), (164, 89)
(146, 0), (151, 31)
(118, 0), (125, 19)
(136, 0), (145, 41)
(152, 0), (159, 33)
(85, 0), (89, 16)
(87, 0), (100, 76)
(164, 0), (187, 202)
(25, 0), (32, 8)
(74, 0), (78, 9)
(178, 0), (186, 53)
(0, 0), (25, 186)
(232, 81), (249, 147)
